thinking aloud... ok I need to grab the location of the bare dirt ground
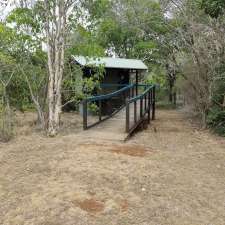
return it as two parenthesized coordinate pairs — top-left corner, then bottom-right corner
(0, 109), (225, 225)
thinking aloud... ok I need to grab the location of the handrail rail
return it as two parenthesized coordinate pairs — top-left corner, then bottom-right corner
(82, 83), (156, 134)
(125, 85), (155, 135)
(86, 84), (135, 102)
(127, 85), (154, 103)
(83, 83), (136, 130)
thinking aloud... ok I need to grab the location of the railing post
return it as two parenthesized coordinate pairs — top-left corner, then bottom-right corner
(132, 85), (134, 98)
(128, 87), (130, 99)
(136, 70), (138, 96)
(134, 100), (137, 123)
(126, 98), (130, 133)
(152, 85), (156, 120)
(99, 100), (102, 121)
(148, 90), (151, 123)
(140, 97), (143, 118)
(83, 99), (88, 130)
(144, 94), (147, 112)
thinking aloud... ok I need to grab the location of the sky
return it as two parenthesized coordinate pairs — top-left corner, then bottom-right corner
(0, 1), (15, 20)
(0, 0), (36, 21)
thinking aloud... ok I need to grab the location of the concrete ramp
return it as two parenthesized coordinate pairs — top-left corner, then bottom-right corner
(82, 84), (156, 142)
(83, 108), (127, 142)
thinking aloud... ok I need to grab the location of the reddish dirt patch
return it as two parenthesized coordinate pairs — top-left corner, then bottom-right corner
(78, 143), (151, 157)
(120, 199), (129, 212)
(76, 198), (105, 213)
(110, 145), (149, 157)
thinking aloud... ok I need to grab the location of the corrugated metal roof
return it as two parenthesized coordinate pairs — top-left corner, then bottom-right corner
(72, 55), (148, 70)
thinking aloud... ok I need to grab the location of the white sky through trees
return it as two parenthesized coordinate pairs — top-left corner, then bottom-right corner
(0, 0), (36, 20)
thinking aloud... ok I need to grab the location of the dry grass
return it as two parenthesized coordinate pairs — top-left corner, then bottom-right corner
(0, 109), (225, 225)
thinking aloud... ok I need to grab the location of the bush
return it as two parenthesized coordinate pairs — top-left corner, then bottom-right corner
(207, 65), (225, 136)
(0, 105), (14, 142)
(207, 107), (225, 136)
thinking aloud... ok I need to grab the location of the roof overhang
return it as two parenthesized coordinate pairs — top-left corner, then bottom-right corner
(72, 55), (148, 71)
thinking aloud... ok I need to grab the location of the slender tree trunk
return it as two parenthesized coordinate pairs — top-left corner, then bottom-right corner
(45, 0), (66, 137)
(169, 80), (173, 103)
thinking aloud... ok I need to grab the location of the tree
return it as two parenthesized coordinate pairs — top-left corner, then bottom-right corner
(0, 52), (17, 141)
(5, 0), (78, 136)
(42, 0), (70, 136)
(201, 0), (225, 18)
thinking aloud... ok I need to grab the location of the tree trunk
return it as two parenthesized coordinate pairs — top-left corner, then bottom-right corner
(169, 81), (173, 103)
(173, 92), (177, 106)
(45, 0), (66, 137)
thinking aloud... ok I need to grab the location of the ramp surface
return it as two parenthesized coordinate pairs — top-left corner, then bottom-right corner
(83, 108), (128, 142)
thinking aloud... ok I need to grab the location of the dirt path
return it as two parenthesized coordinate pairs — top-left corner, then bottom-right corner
(0, 109), (225, 225)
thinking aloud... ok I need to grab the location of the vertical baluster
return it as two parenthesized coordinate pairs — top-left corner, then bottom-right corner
(145, 94), (147, 112)
(140, 97), (143, 118)
(148, 90), (151, 123)
(83, 99), (88, 130)
(134, 100), (137, 123)
(152, 86), (156, 120)
(99, 100), (102, 121)
(126, 99), (130, 133)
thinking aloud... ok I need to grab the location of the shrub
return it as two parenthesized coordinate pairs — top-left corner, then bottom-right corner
(207, 107), (225, 136)
(0, 104), (14, 142)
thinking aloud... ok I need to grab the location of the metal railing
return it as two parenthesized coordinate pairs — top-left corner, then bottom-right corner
(125, 85), (155, 134)
(83, 84), (136, 130)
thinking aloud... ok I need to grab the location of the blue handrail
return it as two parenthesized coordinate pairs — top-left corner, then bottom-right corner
(86, 84), (135, 102)
(127, 85), (154, 103)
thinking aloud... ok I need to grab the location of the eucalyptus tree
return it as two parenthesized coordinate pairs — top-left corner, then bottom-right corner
(5, 0), (83, 136)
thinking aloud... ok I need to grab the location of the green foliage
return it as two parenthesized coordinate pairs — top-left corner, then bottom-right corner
(63, 60), (105, 110)
(0, 52), (16, 142)
(68, 25), (105, 57)
(7, 8), (39, 32)
(207, 107), (225, 136)
(201, 0), (225, 18)
(0, 104), (14, 142)
(82, 0), (111, 24)
(146, 66), (167, 101)
(207, 64), (225, 135)
(88, 103), (99, 115)
(89, 0), (165, 61)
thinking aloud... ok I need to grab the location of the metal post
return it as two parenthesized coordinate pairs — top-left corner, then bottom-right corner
(136, 70), (138, 96)
(134, 101), (137, 123)
(83, 99), (88, 130)
(132, 85), (134, 98)
(140, 97), (143, 118)
(148, 90), (151, 124)
(144, 94), (147, 112)
(152, 86), (156, 120)
(99, 100), (102, 121)
(126, 99), (130, 133)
